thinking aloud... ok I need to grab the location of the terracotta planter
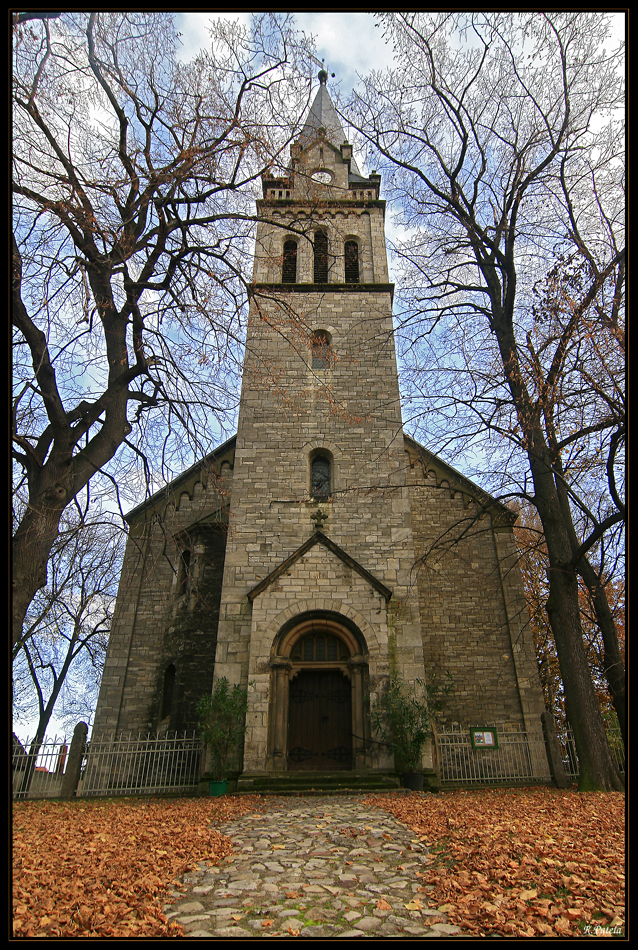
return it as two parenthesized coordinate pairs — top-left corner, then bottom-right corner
(209, 779), (228, 796)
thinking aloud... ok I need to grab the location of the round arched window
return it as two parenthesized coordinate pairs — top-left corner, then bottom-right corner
(314, 230), (329, 283)
(282, 240), (297, 283)
(311, 455), (331, 498)
(344, 240), (360, 283)
(311, 330), (331, 369)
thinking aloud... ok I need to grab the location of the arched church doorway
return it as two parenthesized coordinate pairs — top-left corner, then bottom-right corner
(288, 668), (352, 770)
(268, 612), (370, 772)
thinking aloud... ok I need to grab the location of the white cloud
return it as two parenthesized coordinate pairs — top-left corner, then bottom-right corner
(293, 12), (396, 89)
(174, 12), (395, 86)
(174, 11), (252, 61)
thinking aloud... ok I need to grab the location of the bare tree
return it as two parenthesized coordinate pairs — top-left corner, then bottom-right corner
(345, 12), (625, 789)
(12, 514), (124, 794)
(12, 12), (315, 648)
(514, 503), (624, 733)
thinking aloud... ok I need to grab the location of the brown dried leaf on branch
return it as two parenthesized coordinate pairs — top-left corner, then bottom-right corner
(367, 787), (625, 938)
(12, 796), (262, 938)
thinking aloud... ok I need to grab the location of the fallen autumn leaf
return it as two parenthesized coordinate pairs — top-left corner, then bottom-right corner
(364, 787), (624, 938)
(12, 796), (262, 938)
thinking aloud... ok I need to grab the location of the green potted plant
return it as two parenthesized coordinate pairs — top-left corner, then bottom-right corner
(370, 674), (433, 790)
(197, 678), (250, 795)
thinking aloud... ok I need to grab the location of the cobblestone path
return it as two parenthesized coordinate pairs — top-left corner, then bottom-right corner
(164, 794), (466, 938)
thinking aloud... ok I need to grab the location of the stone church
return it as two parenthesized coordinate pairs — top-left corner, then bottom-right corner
(92, 73), (548, 785)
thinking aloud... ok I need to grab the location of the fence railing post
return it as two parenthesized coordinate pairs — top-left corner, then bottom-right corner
(17, 738), (42, 799)
(541, 711), (570, 788)
(60, 722), (88, 800)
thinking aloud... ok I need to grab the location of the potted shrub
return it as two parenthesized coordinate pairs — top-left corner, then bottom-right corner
(197, 678), (250, 795)
(371, 674), (433, 790)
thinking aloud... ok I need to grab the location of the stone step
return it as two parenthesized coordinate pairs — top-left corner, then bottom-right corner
(235, 771), (403, 795)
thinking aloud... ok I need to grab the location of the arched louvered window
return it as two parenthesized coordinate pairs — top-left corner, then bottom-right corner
(344, 240), (359, 283)
(311, 456), (331, 498)
(282, 240), (297, 283)
(311, 330), (331, 369)
(177, 547), (191, 596)
(291, 634), (349, 663)
(314, 230), (328, 283)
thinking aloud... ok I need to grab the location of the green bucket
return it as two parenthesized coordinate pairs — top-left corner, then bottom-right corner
(209, 779), (228, 796)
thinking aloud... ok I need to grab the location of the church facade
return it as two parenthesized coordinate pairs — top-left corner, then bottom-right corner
(92, 74), (548, 783)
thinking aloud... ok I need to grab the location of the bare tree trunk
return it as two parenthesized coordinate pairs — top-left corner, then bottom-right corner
(577, 560), (626, 750)
(544, 564), (622, 791)
(552, 440), (626, 750)
(12, 502), (65, 651)
(497, 321), (622, 791)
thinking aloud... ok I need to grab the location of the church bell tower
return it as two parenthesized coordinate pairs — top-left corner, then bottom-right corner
(212, 71), (427, 780)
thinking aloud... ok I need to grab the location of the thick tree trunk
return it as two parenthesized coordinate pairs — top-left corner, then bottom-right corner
(577, 559), (626, 751)
(553, 449), (626, 751)
(12, 500), (65, 651)
(527, 459), (623, 791)
(525, 463), (623, 791)
(495, 319), (622, 791)
(544, 565), (623, 791)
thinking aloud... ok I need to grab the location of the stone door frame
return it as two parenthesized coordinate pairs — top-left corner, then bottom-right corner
(267, 611), (370, 772)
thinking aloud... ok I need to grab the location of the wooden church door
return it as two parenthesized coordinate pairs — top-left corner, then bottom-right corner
(288, 670), (352, 770)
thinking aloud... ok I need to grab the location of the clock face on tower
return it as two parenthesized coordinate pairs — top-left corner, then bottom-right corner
(311, 170), (332, 184)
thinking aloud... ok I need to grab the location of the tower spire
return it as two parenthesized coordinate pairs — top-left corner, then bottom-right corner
(298, 66), (363, 176)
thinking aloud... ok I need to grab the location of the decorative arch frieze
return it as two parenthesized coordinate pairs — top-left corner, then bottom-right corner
(404, 435), (516, 525)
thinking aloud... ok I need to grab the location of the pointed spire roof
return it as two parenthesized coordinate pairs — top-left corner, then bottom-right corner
(299, 70), (363, 177)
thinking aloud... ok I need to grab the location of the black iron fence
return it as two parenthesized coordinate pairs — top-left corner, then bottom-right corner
(13, 729), (202, 800)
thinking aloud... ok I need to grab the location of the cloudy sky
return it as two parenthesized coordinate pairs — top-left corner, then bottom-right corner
(175, 11), (396, 92)
(175, 11), (625, 88)
(174, 10), (625, 177)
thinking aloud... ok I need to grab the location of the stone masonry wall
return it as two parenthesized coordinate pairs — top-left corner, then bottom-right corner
(406, 456), (546, 732)
(212, 285), (427, 772)
(92, 473), (231, 738)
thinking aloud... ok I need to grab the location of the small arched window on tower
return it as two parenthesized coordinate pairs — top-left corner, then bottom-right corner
(282, 239), (297, 283)
(311, 330), (331, 369)
(311, 455), (331, 499)
(314, 230), (329, 283)
(344, 240), (360, 283)
(177, 546), (191, 597)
